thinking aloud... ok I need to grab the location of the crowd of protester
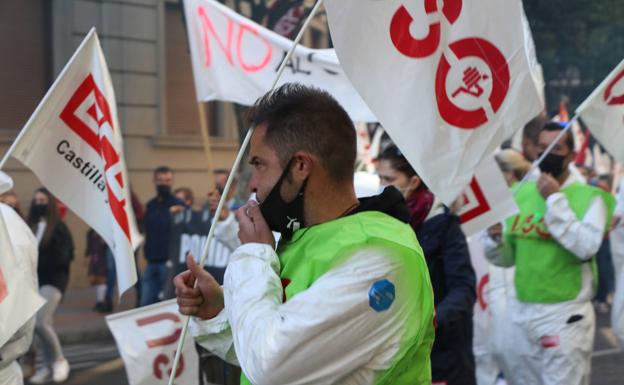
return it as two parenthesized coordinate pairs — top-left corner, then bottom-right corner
(1, 111), (623, 385)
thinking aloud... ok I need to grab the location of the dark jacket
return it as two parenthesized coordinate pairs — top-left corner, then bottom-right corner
(37, 221), (74, 294)
(414, 205), (477, 385)
(144, 194), (183, 263)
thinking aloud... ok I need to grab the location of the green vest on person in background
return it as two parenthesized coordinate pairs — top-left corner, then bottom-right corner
(240, 211), (435, 385)
(505, 181), (615, 304)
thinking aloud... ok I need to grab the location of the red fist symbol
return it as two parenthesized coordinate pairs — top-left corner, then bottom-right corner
(604, 68), (624, 106)
(389, 2), (511, 130)
(390, 0), (462, 58)
(436, 38), (510, 129)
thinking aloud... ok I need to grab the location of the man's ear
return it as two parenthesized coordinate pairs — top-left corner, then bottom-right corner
(291, 151), (314, 181)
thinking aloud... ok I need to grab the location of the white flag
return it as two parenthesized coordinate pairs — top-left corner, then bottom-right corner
(106, 300), (199, 385)
(8, 29), (141, 295)
(0, 202), (45, 348)
(182, 0), (375, 122)
(467, 234), (491, 355)
(325, 0), (543, 204)
(576, 58), (624, 164)
(458, 155), (519, 237)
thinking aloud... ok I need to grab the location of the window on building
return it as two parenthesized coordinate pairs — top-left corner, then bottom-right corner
(0, 0), (51, 131)
(165, 2), (224, 137)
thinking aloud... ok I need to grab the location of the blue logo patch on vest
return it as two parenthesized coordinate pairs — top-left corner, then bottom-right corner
(368, 279), (395, 312)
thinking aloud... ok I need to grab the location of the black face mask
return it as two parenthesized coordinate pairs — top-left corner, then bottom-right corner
(259, 159), (307, 241)
(538, 153), (568, 177)
(31, 204), (48, 219)
(156, 184), (172, 198)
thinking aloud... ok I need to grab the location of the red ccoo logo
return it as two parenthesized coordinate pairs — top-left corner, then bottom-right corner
(59, 74), (131, 241)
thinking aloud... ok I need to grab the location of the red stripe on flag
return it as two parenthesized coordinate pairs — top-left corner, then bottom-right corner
(0, 267), (7, 304)
(459, 178), (491, 223)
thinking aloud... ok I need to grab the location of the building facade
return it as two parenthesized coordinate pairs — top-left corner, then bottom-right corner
(0, 0), (329, 289)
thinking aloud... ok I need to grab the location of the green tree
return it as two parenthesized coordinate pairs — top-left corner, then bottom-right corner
(523, 0), (624, 113)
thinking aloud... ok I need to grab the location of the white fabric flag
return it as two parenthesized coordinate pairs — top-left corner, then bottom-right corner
(106, 300), (199, 385)
(325, 0), (544, 204)
(576, 58), (624, 164)
(611, 179), (624, 346)
(467, 234), (492, 371)
(8, 29), (141, 295)
(182, 0), (375, 122)
(612, 229), (624, 347)
(458, 155), (518, 237)
(0, 202), (45, 348)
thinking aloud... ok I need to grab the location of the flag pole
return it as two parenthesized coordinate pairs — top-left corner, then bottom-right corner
(167, 1), (325, 384)
(197, 101), (216, 188)
(513, 115), (578, 194)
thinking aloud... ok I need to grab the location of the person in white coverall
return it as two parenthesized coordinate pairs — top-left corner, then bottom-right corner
(486, 122), (614, 385)
(174, 84), (436, 385)
(472, 149), (531, 385)
(0, 174), (40, 385)
(610, 179), (624, 346)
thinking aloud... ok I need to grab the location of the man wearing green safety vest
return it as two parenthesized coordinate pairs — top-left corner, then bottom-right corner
(174, 84), (435, 385)
(487, 122), (615, 385)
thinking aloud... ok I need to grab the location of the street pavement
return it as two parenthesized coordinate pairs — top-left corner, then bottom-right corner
(21, 287), (624, 384)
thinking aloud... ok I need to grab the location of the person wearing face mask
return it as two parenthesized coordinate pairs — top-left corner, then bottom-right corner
(141, 166), (184, 306)
(377, 145), (477, 385)
(174, 84), (435, 385)
(25, 188), (74, 384)
(486, 122), (615, 385)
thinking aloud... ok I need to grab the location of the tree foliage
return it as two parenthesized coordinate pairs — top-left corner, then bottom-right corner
(523, 0), (624, 113)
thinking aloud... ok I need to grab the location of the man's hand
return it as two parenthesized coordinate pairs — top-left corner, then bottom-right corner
(174, 255), (224, 320)
(170, 205), (185, 215)
(207, 190), (229, 221)
(235, 201), (275, 248)
(538, 173), (560, 199)
(487, 223), (503, 243)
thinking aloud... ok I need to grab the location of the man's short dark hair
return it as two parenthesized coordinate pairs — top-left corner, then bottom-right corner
(246, 83), (356, 182)
(174, 187), (194, 205)
(523, 114), (546, 145)
(154, 166), (173, 176)
(541, 121), (574, 152)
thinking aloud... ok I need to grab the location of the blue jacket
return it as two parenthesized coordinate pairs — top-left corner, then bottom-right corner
(144, 194), (183, 263)
(415, 207), (477, 385)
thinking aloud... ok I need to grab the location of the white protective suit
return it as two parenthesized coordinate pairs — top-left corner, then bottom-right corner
(470, 232), (517, 385)
(190, 242), (432, 385)
(486, 172), (607, 385)
(0, 202), (40, 385)
(611, 179), (624, 346)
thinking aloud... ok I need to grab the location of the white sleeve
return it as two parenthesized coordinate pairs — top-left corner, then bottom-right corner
(190, 309), (239, 366)
(213, 212), (241, 252)
(544, 193), (607, 260)
(189, 213), (239, 364)
(202, 243), (410, 385)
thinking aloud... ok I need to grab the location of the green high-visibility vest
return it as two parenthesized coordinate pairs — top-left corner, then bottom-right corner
(240, 211), (435, 385)
(505, 181), (615, 303)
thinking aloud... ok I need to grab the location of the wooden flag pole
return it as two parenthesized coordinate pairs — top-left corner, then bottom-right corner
(197, 101), (216, 187)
